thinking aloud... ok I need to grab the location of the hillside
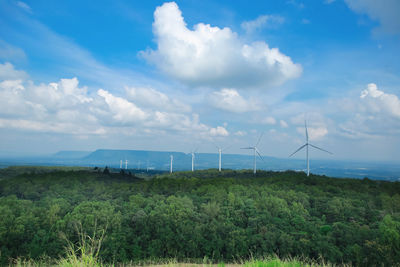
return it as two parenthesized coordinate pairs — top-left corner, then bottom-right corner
(0, 168), (399, 266)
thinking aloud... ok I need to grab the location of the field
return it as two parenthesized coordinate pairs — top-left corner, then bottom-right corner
(0, 167), (399, 266)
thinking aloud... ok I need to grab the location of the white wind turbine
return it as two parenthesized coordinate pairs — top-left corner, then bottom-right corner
(125, 159), (128, 170)
(188, 148), (198, 172)
(170, 155), (173, 174)
(215, 145), (231, 172)
(289, 121), (333, 176)
(241, 133), (264, 174)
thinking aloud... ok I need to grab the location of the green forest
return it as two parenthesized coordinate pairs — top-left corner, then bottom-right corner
(0, 167), (399, 266)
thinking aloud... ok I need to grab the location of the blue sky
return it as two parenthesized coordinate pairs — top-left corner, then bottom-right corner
(0, 0), (399, 162)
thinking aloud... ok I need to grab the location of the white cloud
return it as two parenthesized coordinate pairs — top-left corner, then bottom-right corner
(234, 130), (247, 136)
(141, 2), (302, 88)
(209, 126), (229, 137)
(280, 119), (289, 128)
(125, 86), (191, 113)
(324, 0), (335, 4)
(241, 15), (285, 33)
(0, 63), (219, 137)
(344, 0), (400, 35)
(0, 62), (28, 80)
(360, 83), (400, 118)
(297, 126), (328, 140)
(208, 88), (260, 113)
(97, 89), (148, 124)
(261, 116), (276, 125)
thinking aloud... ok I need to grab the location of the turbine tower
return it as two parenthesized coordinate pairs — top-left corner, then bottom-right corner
(218, 147), (222, 171)
(120, 160), (122, 169)
(215, 145), (231, 172)
(188, 148), (198, 172)
(170, 155), (173, 174)
(241, 133), (264, 174)
(125, 159), (128, 170)
(289, 121), (333, 176)
(191, 152), (195, 172)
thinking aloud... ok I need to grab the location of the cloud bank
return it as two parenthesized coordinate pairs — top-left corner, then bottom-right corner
(0, 62), (228, 137)
(208, 88), (260, 113)
(141, 2), (302, 89)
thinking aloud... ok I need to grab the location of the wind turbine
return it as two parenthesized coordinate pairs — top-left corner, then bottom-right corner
(289, 121), (333, 176)
(125, 159), (128, 170)
(241, 133), (264, 174)
(188, 148), (198, 172)
(120, 160), (122, 169)
(170, 155), (173, 174)
(191, 152), (195, 172)
(215, 145), (231, 172)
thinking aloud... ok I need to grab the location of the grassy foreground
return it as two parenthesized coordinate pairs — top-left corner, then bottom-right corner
(10, 231), (342, 267)
(10, 258), (344, 267)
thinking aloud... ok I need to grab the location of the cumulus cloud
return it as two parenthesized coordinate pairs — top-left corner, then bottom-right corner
(97, 89), (148, 124)
(141, 2), (302, 88)
(0, 62), (219, 137)
(290, 113), (328, 140)
(331, 83), (400, 139)
(126, 86), (191, 113)
(344, 0), (400, 35)
(209, 126), (229, 137)
(261, 116), (276, 125)
(297, 126), (328, 140)
(360, 83), (400, 118)
(0, 62), (28, 80)
(241, 15), (285, 33)
(208, 88), (260, 113)
(234, 130), (247, 136)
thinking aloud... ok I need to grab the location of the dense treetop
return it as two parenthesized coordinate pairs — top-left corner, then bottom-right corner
(0, 167), (399, 266)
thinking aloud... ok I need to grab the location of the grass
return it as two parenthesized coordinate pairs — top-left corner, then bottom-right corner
(9, 257), (348, 267)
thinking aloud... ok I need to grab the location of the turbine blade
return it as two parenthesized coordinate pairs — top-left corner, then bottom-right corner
(222, 144), (232, 151)
(255, 148), (264, 161)
(255, 132), (264, 147)
(241, 147), (253, 149)
(289, 144), (307, 157)
(305, 121), (308, 141)
(309, 144), (333, 154)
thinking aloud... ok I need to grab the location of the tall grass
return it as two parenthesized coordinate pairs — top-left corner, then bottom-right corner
(57, 222), (106, 267)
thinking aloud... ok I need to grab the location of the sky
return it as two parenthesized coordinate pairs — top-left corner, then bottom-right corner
(0, 0), (399, 162)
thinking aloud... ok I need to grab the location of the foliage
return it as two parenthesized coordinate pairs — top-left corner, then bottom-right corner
(0, 169), (399, 266)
